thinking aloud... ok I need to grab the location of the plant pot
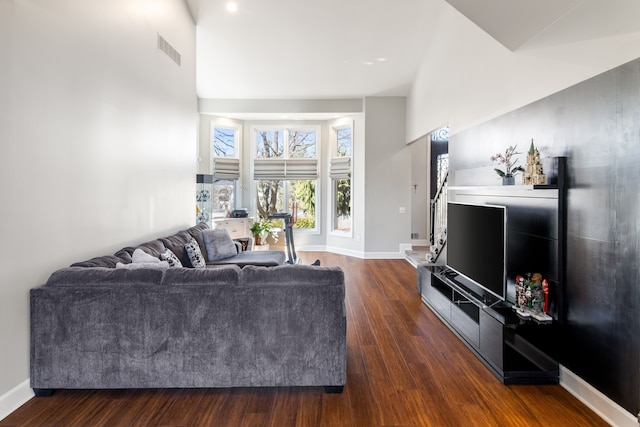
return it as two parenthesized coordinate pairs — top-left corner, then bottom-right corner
(502, 176), (515, 186)
(254, 235), (262, 245)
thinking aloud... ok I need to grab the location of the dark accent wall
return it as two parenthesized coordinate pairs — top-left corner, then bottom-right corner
(449, 59), (640, 415)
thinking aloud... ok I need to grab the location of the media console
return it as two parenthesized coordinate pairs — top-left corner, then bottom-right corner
(419, 267), (559, 384)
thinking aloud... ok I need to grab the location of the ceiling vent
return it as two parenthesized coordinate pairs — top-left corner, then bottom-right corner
(157, 33), (181, 66)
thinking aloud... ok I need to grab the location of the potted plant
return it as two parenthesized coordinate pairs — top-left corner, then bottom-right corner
(250, 218), (272, 245)
(490, 145), (524, 185)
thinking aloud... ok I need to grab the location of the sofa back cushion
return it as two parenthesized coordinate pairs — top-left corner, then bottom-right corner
(46, 267), (165, 287)
(187, 222), (210, 261)
(240, 265), (345, 287)
(159, 230), (192, 266)
(70, 255), (127, 268)
(162, 265), (241, 286)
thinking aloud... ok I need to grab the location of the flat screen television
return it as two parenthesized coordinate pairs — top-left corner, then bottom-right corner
(446, 202), (507, 301)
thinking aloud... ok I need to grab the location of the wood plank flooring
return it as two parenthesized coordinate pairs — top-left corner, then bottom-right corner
(1, 252), (608, 426)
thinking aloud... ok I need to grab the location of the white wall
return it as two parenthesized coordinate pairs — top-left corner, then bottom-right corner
(363, 97), (411, 255)
(0, 0), (196, 415)
(406, 0), (640, 141)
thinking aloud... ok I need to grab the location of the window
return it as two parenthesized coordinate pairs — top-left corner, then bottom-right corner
(211, 124), (240, 217)
(330, 124), (352, 234)
(253, 127), (319, 231)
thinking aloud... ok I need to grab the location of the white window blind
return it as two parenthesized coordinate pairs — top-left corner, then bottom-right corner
(329, 157), (351, 179)
(254, 158), (318, 180)
(213, 157), (240, 180)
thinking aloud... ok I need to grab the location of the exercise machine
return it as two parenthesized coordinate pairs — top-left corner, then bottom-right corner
(268, 212), (299, 264)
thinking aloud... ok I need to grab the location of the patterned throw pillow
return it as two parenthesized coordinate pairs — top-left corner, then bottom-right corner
(160, 249), (183, 268)
(184, 237), (205, 268)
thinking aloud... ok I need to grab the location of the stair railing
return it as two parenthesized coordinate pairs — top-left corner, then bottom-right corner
(428, 170), (448, 263)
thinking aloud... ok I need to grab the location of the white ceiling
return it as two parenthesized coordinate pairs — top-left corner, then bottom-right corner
(444, 0), (585, 51)
(186, 0), (640, 117)
(186, 0), (440, 100)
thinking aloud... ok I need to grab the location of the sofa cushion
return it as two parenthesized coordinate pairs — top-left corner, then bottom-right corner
(70, 255), (124, 268)
(160, 248), (183, 268)
(187, 222), (210, 261)
(203, 229), (237, 261)
(162, 265), (241, 286)
(241, 264), (344, 285)
(46, 267), (165, 287)
(184, 237), (206, 268)
(159, 230), (192, 266)
(206, 251), (286, 267)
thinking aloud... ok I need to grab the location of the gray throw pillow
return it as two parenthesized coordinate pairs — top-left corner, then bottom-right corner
(184, 237), (206, 268)
(203, 228), (237, 261)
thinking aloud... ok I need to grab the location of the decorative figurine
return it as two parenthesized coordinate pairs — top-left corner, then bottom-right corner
(522, 139), (547, 185)
(513, 272), (552, 322)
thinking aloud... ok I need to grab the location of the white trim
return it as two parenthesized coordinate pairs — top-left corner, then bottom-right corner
(0, 379), (33, 422)
(323, 245), (365, 259)
(560, 365), (638, 427)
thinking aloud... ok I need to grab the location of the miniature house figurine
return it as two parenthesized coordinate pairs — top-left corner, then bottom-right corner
(522, 139), (547, 185)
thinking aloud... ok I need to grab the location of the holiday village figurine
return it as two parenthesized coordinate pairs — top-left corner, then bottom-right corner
(513, 272), (552, 322)
(522, 139), (547, 185)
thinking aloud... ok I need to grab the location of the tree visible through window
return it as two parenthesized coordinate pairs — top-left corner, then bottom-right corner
(254, 128), (318, 230)
(332, 126), (352, 233)
(211, 125), (239, 217)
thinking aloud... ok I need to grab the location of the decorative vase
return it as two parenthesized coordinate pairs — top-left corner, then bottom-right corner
(502, 176), (515, 186)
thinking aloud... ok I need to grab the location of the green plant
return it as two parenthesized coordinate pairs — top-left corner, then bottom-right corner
(250, 218), (272, 236)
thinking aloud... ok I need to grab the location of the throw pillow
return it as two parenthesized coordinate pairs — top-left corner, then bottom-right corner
(132, 248), (162, 264)
(202, 228), (237, 261)
(184, 237), (206, 268)
(160, 249), (183, 268)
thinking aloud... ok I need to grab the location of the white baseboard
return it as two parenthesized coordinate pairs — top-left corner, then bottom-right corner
(560, 365), (638, 427)
(0, 379), (33, 422)
(301, 243), (420, 260)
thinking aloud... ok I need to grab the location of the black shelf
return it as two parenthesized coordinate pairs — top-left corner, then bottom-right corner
(422, 270), (559, 384)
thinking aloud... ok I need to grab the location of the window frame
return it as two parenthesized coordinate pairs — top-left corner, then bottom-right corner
(210, 121), (242, 218)
(329, 120), (353, 237)
(251, 125), (321, 234)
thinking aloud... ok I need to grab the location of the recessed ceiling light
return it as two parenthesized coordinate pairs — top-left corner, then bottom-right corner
(226, 1), (238, 13)
(363, 61), (374, 66)
(377, 57), (388, 62)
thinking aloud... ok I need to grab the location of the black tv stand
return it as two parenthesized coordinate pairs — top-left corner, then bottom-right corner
(419, 268), (559, 384)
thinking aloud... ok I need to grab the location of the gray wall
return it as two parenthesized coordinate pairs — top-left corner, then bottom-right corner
(364, 97), (411, 254)
(449, 59), (640, 415)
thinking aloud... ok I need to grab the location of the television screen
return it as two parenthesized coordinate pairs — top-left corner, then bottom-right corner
(446, 202), (507, 301)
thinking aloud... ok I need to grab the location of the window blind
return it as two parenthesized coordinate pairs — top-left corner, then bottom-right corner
(330, 157), (351, 179)
(254, 158), (318, 180)
(212, 157), (240, 180)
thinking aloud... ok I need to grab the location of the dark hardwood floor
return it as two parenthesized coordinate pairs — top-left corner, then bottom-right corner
(2, 252), (607, 426)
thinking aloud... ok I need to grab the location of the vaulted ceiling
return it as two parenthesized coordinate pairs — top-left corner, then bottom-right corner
(186, 0), (640, 101)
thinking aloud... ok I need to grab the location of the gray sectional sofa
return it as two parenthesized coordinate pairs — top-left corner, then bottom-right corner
(30, 223), (346, 395)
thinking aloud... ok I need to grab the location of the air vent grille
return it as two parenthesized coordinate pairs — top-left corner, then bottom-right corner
(157, 33), (181, 66)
